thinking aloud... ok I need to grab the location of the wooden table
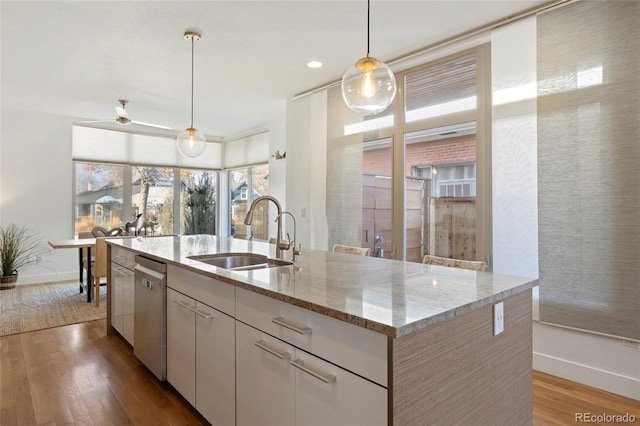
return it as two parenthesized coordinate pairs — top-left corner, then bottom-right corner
(48, 238), (96, 303)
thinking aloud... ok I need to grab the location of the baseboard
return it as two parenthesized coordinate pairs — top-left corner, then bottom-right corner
(534, 352), (640, 401)
(16, 271), (79, 286)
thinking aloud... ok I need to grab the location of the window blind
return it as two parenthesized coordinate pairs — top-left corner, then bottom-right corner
(72, 125), (222, 169)
(404, 52), (477, 121)
(223, 130), (270, 169)
(537, 0), (640, 340)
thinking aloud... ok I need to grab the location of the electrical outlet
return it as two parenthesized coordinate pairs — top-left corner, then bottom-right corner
(493, 302), (504, 336)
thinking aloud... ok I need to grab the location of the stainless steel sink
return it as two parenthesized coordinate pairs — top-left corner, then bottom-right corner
(187, 253), (292, 271)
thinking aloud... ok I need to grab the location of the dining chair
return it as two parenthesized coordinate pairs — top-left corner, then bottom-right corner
(333, 244), (371, 256)
(91, 236), (111, 307)
(422, 254), (486, 271)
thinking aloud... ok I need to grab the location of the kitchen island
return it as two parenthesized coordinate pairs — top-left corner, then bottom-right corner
(107, 235), (536, 426)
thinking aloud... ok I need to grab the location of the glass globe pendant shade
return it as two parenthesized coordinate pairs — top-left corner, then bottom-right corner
(177, 127), (206, 158)
(341, 55), (397, 116)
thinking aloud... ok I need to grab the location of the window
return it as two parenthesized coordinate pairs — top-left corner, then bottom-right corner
(74, 161), (218, 236)
(74, 163), (124, 234)
(180, 170), (217, 235)
(400, 50), (486, 264)
(328, 46), (490, 264)
(362, 137), (393, 258)
(132, 166), (174, 235)
(228, 164), (269, 239)
(434, 163), (476, 198)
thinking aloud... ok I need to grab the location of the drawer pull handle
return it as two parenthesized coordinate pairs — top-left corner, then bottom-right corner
(193, 307), (215, 319)
(291, 359), (336, 384)
(255, 340), (291, 360)
(113, 267), (128, 276)
(173, 299), (194, 310)
(272, 317), (312, 335)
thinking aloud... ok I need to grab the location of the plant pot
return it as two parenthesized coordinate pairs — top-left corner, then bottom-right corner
(0, 272), (18, 290)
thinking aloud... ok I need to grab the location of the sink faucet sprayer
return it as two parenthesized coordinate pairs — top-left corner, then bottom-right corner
(244, 195), (299, 261)
(276, 211), (300, 262)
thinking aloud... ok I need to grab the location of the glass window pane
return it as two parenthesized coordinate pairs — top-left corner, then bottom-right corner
(180, 170), (217, 235)
(131, 166), (174, 236)
(229, 168), (248, 238)
(250, 165), (270, 241)
(228, 166), (270, 240)
(404, 123), (477, 263)
(404, 52), (477, 123)
(74, 162), (124, 235)
(362, 137), (393, 258)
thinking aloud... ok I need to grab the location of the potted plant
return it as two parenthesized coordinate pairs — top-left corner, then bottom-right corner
(0, 224), (48, 289)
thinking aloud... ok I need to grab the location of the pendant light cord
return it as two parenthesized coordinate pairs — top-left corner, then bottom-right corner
(190, 36), (195, 128)
(367, 0), (370, 55)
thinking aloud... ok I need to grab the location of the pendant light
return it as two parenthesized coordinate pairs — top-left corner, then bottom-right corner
(341, 0), (397, 116)
(177, 31), (207, 158)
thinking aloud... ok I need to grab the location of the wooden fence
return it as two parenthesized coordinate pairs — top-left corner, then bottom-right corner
(362, 174), (476, 263)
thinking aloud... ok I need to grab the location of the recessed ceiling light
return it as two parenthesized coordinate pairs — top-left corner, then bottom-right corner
(307, 61), (323, 69)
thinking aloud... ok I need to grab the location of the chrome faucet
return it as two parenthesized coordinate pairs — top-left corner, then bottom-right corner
(244, 195), (284, 258)
(276, 211), (300, 262)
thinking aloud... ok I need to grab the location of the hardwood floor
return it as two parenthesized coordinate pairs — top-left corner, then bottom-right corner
(533, 370), (640, 426)
(1, 320), (638, 425)
(0, 319), (207, 425)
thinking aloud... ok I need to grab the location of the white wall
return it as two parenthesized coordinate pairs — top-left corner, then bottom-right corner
(285, 91), (328, 251)
(268, 110), (287, 211)
(266, 109), (288, 242)
(491, 18), (639, 401)
(0, 108), (79, 284)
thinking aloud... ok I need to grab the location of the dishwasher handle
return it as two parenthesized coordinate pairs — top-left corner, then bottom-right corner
(135, 255), (167, 273)
(134, 264), (166, 281)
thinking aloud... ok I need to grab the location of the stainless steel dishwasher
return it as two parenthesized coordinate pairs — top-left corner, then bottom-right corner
(133, 255), (167, 381)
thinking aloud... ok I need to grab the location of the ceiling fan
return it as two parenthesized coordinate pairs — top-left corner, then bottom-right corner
(78, 99), (172, 130)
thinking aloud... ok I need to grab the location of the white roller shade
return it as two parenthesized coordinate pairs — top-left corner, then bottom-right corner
(223, 130), (270, 169)
(538, 1), (640, 341)
(72, 125), (222, 169)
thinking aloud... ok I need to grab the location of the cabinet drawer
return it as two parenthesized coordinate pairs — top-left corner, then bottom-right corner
(167, 264), (235, 316)
(111, 245), (136, 269)
(294, 350), (387, 426)
(236, 288), (387, 387)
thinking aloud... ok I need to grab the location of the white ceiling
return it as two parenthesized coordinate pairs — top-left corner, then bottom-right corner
(1, 0), (547, 139)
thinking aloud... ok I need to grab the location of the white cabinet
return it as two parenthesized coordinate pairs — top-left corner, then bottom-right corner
(235, 287), (387, 387)
(294, 350), (387, 426)
(110, 246), (135, 345)
(236, 321), (295, 426)
(167, 288), (196, 404)
(165, 266), (387, 425)
(236, 310), (387, 426)
(110, 264), (125, 335)
(167, 288), (235, 426)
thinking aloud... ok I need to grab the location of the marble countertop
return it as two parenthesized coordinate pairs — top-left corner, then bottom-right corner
(109, 235), (537, 338)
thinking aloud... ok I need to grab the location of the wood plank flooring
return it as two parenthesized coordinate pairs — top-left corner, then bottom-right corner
(1, 319), (638, 425)
(0, 319), (206, 425)
(533, 370), (640, 426)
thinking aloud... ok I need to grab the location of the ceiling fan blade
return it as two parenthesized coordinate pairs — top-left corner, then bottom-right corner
(130, 120), (172, 130)
(76, 119), (117, 124)
(115, 106), (128, 119)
